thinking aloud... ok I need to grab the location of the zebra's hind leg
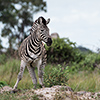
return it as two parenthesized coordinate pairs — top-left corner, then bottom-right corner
(27, 65), (37, 89)
(38, 66), (44, 88)
(12, 60), (26, 92)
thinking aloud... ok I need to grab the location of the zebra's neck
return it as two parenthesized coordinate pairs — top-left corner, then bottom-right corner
(30, 32), (41, 47)
(25, 33), (42, 61)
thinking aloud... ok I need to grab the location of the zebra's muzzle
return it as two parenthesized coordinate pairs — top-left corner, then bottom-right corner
(46, 38), (52, 46)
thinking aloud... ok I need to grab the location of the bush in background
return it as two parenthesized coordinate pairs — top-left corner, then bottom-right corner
(68, 53), (100, 73)
(45, 38), (100, 72)
(45, 38), (84, 64)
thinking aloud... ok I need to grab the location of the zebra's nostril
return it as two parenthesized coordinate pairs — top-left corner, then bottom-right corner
(47, 38), (52, 46)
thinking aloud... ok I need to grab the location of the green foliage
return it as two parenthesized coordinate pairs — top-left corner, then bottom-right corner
(45, 38), (100, 72)
(69, 53), (100, 72)
(82, 53), (100, 70)
(46, 38), (84, 63)
(44, 64), (69, 87)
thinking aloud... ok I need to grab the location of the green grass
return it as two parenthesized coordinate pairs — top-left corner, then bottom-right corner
(0, 59), (35, 89)
(68, 71), (100, 92)
(0, 59), (100, 92)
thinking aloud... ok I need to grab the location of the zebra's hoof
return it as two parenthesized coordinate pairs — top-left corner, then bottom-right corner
(10, 89), (18, 93)
(42, 85), (45, 88)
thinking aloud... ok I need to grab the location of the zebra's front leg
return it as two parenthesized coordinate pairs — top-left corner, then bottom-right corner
(27, 66), (37, 89)
(12, 60), (26, 92)
(37, 59), (45, 88)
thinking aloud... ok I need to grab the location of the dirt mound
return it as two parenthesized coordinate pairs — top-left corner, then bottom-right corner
(0, 85), (100, 100)
(33, 85), (100, 100)
(33, 85), (73, 100)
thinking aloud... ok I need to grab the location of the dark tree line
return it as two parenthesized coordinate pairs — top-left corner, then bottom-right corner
(0, 0), (47, 54)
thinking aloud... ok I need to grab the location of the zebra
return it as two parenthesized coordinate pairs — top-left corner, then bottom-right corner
(12, 17), (52, 92)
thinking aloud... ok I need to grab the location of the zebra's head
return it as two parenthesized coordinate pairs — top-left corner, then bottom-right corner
(36, 17), (52, 46)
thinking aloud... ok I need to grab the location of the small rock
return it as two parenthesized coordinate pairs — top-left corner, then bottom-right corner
(85, 92), (91, 97)
(0, 86), (12, 93)
(51, 33), (59, 39)
(77, 91), (86, 95)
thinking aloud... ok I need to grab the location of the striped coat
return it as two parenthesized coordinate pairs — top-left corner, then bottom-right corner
(12, 17), (52, 92)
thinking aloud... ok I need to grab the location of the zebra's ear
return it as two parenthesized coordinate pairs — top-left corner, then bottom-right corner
(38, 17), (43, 25)
(46, 18), (50, 24)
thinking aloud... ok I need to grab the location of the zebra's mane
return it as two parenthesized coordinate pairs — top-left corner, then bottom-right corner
(31, 20), (38, 31)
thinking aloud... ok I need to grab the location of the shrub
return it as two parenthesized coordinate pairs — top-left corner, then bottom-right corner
(44, 64), (69, 87)
(68, 53), (100, 72)
(45, 38), (84, 63)
(81, 53), (100, 70)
